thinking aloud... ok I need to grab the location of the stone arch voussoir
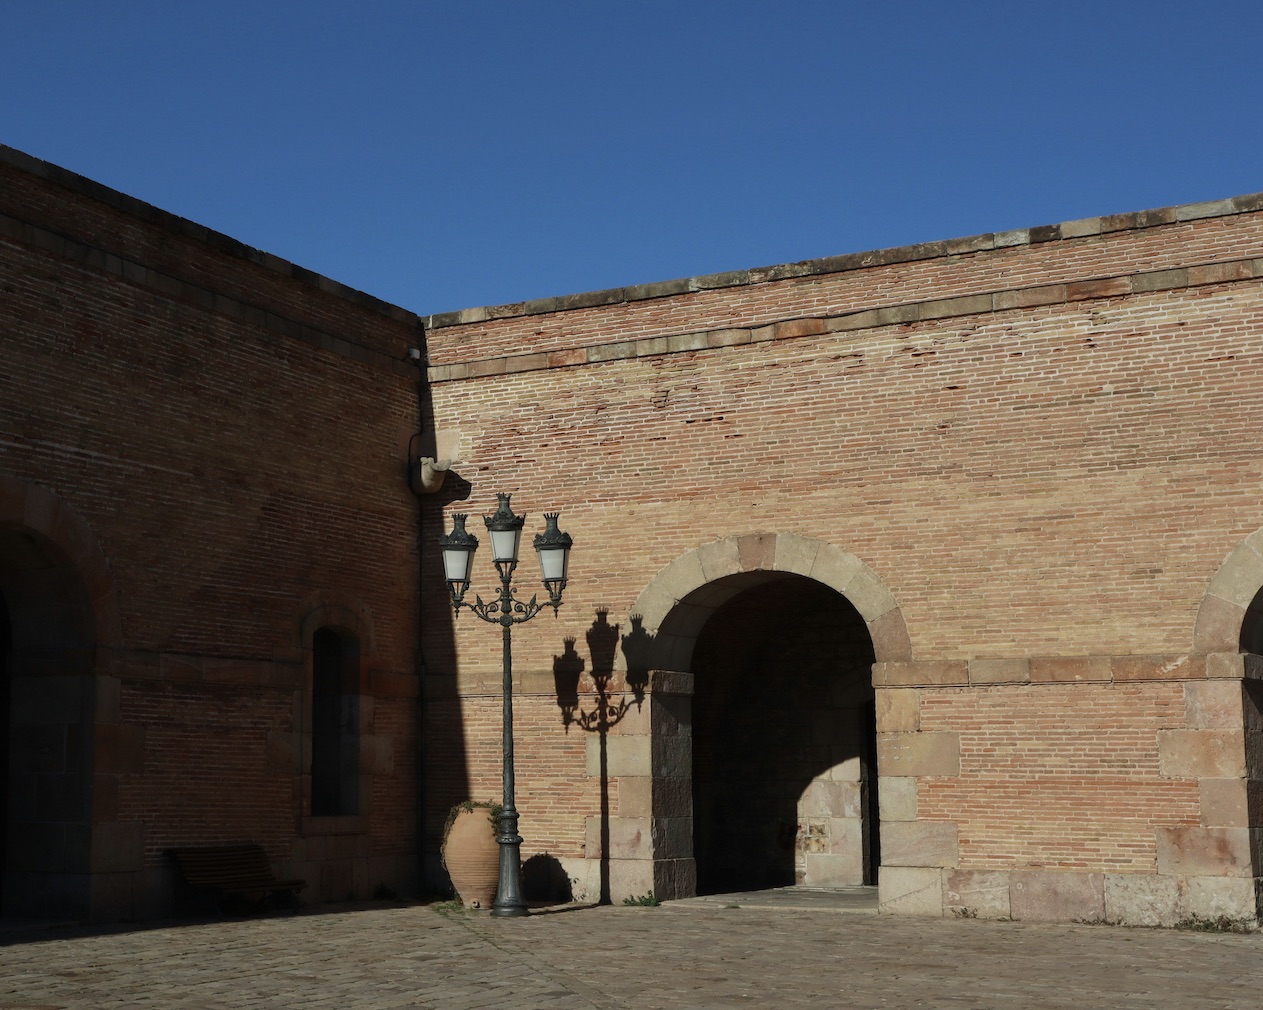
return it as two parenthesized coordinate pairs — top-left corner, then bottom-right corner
(0, 476), (123, 660)
(1194, 526), (1263, 653)
(630, 532), (911, 673)
(285, 589), (379, 660)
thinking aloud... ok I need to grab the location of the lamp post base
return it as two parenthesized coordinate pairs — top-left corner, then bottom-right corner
(491, 812), (529, 917)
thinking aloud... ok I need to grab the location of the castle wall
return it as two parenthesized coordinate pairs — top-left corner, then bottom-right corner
(423, 195), (1263, 924)
(1, 147), (423, 917)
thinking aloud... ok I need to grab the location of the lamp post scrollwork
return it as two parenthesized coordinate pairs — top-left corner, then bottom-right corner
(439, 492), (573, 917)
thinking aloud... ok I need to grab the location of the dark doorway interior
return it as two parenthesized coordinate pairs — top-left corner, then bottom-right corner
(0, 526), (96, 917)
(691, 575), (877, 894)
(0, 589), (10, 907)
(1241, 586), (1263, 655)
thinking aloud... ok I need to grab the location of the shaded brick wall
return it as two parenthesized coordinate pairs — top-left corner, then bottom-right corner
(1, 147), (422, 917)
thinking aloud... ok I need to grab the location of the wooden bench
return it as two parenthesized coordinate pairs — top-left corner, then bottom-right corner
(169, 844), (306, 912)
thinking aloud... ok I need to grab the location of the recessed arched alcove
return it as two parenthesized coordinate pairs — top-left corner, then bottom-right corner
(0, 523), (97, 916)
(689, 573), (878, 894)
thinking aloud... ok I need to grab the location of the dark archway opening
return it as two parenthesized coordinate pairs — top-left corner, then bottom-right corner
(0, 589), (11, 908)
(0, 525), (96, 917)
(691, 575), (877, 895)
(1241, 586), (1263, 655)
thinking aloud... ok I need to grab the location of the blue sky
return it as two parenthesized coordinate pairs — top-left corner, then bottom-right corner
(3, 2), (1260, 316)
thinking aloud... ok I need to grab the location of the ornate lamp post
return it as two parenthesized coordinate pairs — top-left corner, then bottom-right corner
(439, 493), (573, 917)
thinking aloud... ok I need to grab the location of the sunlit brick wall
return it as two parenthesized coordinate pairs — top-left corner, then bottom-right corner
(424, 196), (1263, 917)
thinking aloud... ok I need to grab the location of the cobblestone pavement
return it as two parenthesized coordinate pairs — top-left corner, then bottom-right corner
(2, 898), (1260, 1009)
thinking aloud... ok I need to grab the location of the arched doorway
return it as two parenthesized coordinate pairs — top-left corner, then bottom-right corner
(630, 533), (907, 900)
(0, 521), (98, 916)
(691, 573), (878, 894)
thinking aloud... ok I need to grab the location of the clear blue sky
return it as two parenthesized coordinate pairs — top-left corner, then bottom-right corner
(3, 2), (1260, 316)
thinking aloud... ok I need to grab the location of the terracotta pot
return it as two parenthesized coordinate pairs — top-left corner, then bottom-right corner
(443, 807), (500, 909)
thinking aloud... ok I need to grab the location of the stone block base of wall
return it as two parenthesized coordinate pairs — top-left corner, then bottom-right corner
(880, 867), (1262, 927)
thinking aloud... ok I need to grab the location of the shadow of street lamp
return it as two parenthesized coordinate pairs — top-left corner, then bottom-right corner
(439, 493), (573, 918)
(552, 609), (647, 904)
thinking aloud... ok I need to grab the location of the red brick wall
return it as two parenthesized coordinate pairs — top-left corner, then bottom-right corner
(917, 682), (1197, 871)
(423, 195), (1263, 916)
(1, 147), (422, 916)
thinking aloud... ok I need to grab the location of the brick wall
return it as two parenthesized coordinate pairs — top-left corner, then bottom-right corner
(423, 194), (1263, 922)
(1, 146), (422, 917)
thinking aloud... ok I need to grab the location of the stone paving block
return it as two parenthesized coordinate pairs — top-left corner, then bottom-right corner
(4, 900), (1263, 1007)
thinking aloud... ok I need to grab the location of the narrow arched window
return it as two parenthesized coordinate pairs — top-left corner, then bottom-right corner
(311, 627), (360, 816)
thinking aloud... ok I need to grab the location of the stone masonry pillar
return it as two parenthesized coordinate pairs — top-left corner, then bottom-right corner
(587, 670), (695, 902)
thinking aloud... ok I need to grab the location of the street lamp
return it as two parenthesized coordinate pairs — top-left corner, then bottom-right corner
(439, 492), (573, 917)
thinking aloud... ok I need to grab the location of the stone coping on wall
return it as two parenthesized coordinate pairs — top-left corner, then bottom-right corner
(0, 144), (418, 326)
(425, 192), (1263, 331)
(0, 205), (417, 378)
(874, 652), (1262, 688)
(425, 253), (1263, 384)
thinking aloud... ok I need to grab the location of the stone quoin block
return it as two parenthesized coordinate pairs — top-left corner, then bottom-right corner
(877, 776), (918, 821)
(876, 732), (961, 777)
(1157, 730), (1246, 779)
(1155, 826), (1253, 877)
(878, 866), (944, 916)
(880, 820), (959, 868)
